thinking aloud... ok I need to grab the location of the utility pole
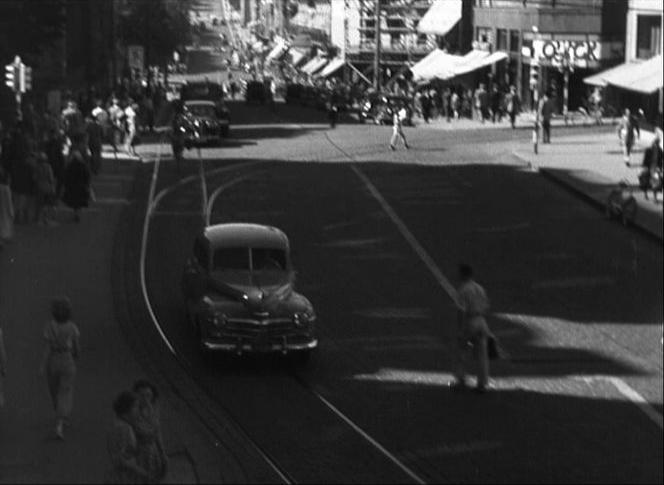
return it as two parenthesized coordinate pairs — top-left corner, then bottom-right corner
(373, 0), (381, 90)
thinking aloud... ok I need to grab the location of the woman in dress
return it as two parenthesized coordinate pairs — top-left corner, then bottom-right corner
(106, 391), (150, 484)
(61, 133), (91, 222)
(39, 297), (80, 439)
(132, 380), (168, 483)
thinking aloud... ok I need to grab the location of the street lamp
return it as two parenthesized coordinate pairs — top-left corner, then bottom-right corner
(531, 25), (540, 155)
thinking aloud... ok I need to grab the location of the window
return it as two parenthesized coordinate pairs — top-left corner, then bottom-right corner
(476, 27), (491, 44)
(496, 29), (508, 50)
(636, 15), (662, 59)
(509, 30), (520, 53)
(213, 248), (250, 271)
(252, 248), (287, 271)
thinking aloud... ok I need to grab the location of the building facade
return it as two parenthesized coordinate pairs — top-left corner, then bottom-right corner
(474, 0), (627, 110)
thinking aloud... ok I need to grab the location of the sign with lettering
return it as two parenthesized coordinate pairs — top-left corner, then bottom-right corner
(532, 40), (601, 68)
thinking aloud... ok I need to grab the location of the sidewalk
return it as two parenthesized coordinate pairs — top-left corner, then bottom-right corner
(512, 127), (663, 241)
(0, 153), (261, 482)
(413, 111), (619, 132)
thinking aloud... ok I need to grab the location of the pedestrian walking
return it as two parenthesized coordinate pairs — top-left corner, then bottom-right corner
(62, 134), (91, 223)
(0, 326), (6, 407)
(8, 125), (36, 224)
(33, 152), (57, 226)
(106, 391), (150, 484)
(389, 105), (410, 151)
(505, 85), (520, 129)
(451, 264), (492, 393)
(450, 90), (460, 120)
(421, 92), (432, 124)
(108, 98), (124, 154)
(39, 297), (80, 439)
(490, 84), (503, 123)
(45, 128), (66, 198)
(60, 100), (85, 144)
(132, 380), (168, 483)
(539, 91), (554, 144)
(86, 115), (103, 175)
(639, 129), (663, 201)
(124, 101), (138, 156)
(617, 108), (640, 165)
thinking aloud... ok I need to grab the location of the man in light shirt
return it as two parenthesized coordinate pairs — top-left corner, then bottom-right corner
(452, 264), (491, 393)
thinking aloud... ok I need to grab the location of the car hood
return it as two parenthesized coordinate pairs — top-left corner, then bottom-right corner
(209, 270), (296, 313)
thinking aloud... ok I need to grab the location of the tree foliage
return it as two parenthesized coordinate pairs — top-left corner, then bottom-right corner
(0, 0), (65, 65)
(119, 0), (194, 66)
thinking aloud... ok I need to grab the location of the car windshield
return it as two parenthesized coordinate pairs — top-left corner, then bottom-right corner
(212, 247), (287, 271)
(252, 248), (287, 271)
(213, 247), (249, 270)
(187, 104), (216, 118)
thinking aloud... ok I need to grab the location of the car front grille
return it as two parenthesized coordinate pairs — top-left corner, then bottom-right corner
(223, 317), (299, 339)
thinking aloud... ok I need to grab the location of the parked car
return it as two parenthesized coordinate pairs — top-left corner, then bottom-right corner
(285, 83), (304, 104)
(181, 81), (226, 103)
(245, 80), (268, 104)
(181, 223), (318, 358)
(182, 99), (230, 145)
(359, 93), (414, 126)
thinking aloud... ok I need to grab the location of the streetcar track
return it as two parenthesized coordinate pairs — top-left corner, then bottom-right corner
(141, 138), (432, 483)
(141, 142), (295, 484)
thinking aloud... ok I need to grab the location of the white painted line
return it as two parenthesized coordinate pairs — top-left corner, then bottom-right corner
(351, 165), (458, 301)
(606, 377), (663, 430)
(198, 149), (208, 220)
(140, 150), (292, 484)
(205, 172), (263, 226)
(151, 161), (264, 213)
(140, 139), (176, 355)
(312, 390), (426, 484)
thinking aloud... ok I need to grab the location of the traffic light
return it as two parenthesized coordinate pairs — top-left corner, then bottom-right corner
(5, 63), (18, 91)
(20, 64), (32, 92)
(529, 60), (539, 90)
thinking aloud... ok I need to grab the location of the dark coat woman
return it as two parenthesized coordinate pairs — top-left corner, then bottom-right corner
(62, 136), (91, 222)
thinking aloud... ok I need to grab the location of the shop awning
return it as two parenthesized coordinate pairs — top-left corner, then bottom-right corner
(266, 42), (289, 62)
(301, 56), (328, 74)
(317, 58), (346, 78)
(289, 49), (308, 67)
(584, 62), (638, 87)
(417, 0), (462, 37)
(610, 56), (662, 93)
(411, 49), (463, 82)
(449, 51), (509, 78)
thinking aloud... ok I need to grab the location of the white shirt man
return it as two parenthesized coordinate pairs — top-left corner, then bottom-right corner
(452, 264), (490, 393)
(389, 106), (409, 151)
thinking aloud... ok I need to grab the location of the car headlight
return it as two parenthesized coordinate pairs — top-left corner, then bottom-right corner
(209, 312), (227, 327)
(293, 311), (315, 327)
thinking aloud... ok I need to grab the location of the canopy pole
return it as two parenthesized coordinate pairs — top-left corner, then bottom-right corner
(347, 62), (372, 85)
(374, 0), (381, 90)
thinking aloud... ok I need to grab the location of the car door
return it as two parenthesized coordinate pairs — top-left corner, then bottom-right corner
(182, 236), (209, 302)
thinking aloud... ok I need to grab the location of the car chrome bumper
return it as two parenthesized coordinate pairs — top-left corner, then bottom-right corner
(202, 337), (318, 354)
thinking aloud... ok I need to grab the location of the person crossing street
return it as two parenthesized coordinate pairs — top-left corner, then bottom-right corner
(389, 105), (409, 151)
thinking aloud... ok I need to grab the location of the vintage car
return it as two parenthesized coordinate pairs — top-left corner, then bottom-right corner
(181, 223), (318, 358)
(182, 100), (230, 145)
(244, 80), (269, 104)
(359, 93), (414, 126)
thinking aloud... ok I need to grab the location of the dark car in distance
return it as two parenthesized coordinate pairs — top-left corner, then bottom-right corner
(181, 223), (318, 358)
(182, 100), (230, 145)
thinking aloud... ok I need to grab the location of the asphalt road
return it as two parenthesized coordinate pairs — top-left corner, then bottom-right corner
(137, 14), (663, 483)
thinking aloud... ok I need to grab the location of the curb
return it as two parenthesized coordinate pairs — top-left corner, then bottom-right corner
(512, 151), (663, 243)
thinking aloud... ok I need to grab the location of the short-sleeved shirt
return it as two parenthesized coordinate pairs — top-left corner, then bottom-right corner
(456, 280), (489, 316)
(456, 280), (490, 336)
(43, 320), (80, 353)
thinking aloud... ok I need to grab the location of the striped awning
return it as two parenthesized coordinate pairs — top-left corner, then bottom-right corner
(585, 56), (662, 93)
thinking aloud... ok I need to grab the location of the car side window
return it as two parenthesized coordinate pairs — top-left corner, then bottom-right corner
(193, 238), (209, 270)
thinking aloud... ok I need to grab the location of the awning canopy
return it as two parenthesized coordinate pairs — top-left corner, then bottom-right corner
(301, 56), (328, 75)
(584, 62), (638, 87)
(317, 58), (345, 78)
(289, 49), (308, 67)
(612, 56), (662, 93)
(411, 49), (461, 82)
(450, 51), (509, 78)
(417, 0), (462, 37)
(266, 42), (289, 62)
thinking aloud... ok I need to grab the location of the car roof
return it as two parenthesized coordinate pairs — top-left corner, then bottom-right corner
(204, 223), (289, 249)
(185, 100), (216, 107)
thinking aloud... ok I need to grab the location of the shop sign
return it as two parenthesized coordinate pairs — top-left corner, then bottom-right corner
(532, 39), (601, 68)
